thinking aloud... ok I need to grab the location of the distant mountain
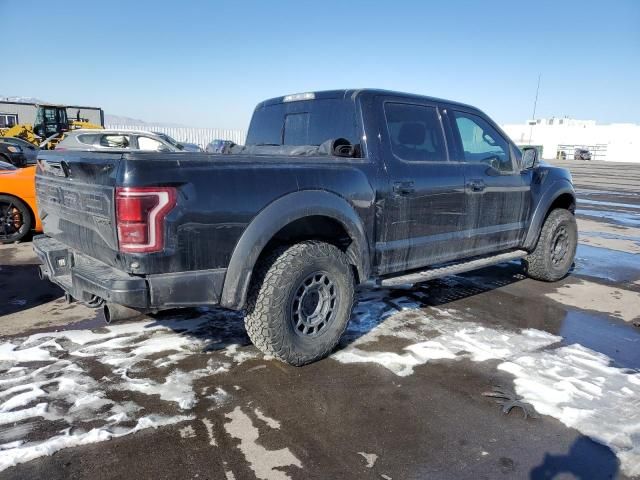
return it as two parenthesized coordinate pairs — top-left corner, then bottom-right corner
(1, 95), (186, 127)
(0, 96), (47, 104)
(104, 113), (187, 128)
(104, 113), (150, 125)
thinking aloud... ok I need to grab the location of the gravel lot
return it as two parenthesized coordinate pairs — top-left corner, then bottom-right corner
(0, 159), (638, 480)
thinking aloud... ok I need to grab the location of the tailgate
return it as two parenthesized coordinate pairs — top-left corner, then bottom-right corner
(36, 151), (122, 262)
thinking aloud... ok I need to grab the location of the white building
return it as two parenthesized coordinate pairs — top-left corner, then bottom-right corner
(502, 118), (640, 163)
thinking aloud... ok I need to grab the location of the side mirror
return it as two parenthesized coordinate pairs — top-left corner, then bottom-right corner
(157, 145), (171, 153)
(522, 147), (538, 170)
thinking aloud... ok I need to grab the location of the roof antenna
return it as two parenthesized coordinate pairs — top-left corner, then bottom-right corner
(529, 73), (541, 144)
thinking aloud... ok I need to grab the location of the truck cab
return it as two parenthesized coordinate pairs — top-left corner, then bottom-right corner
(361, 92), (533, 274)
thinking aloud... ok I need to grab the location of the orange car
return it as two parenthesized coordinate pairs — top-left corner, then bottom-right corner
(0, 164), (41, 243)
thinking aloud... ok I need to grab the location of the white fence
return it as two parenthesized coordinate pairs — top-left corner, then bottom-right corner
(105, 124), (246, 149)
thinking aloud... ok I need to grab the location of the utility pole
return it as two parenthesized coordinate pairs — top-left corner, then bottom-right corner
(529, 73), (541, 144)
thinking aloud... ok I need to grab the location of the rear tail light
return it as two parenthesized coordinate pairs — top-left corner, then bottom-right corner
(115, 187), (177, 253)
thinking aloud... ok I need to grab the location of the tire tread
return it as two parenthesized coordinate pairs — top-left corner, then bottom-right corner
(523, 208), (577, 282)
(244, 240), (354, 366)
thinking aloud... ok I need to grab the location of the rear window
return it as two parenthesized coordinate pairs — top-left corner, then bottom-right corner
(246, 98), (359, 147)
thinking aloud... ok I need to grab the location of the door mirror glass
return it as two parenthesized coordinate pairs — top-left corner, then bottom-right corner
(484, 165), (501, 177)
(522, 147), (538, 169)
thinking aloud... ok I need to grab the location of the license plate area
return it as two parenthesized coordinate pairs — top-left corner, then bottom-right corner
(46, 248), (73, 277)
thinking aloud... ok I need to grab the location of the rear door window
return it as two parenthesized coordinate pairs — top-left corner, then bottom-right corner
(384, 103), (447, 162)
(77, 134), (100, 145)
(100, 135), (130, 148)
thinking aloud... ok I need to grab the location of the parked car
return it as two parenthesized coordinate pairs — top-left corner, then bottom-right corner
(152, 132), (203, 152)
(56, 130), (182, 152)
(0, 137), (39, 165)
(574, 148), (592, 160)
(0, 165), (41, 243)
(205, 139), (235, 153)
(34, 89), (577, 365)
(0, 141), (29, 167)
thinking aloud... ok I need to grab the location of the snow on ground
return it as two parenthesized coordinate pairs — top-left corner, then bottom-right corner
(224, 406), (302, 480)
(336, 289), (560, 377)
(0, 310), (248, 472)
(500, 345), (640, 477)
(1, 285), (639, 475)
(335, 288), (640, 477)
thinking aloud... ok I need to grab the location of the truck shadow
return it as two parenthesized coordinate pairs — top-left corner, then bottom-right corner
(151, 307), (253, 352)
(335, 261), (530, 350)
(0, 264), (63, 316)
(151, 261), (530, 356)
(3, 257), (529, 356)
(529, 436), (619, 479)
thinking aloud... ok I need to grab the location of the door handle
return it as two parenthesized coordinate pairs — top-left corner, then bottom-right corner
(393, 181), (415, 196)
(468, 180), (485, 192)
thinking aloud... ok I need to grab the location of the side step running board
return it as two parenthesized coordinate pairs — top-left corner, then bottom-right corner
(379, 250), (528, 287)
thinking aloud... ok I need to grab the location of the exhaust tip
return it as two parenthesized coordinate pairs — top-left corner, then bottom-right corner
(103, 304), (112, 324)
(103, 303), (145, 324)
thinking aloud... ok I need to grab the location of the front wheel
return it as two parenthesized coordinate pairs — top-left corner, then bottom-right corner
(0, 195), (32, 244)
(523, 208), (577, 282)
(244, 240), (355, 366)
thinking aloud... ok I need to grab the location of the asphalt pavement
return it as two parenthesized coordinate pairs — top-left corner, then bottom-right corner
(0, 159), (638, 480)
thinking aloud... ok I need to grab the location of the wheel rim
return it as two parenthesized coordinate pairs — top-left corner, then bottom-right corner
(551, 225), (569, 266)
(291, 271), (337, 337)
(0, 201), (23, 241)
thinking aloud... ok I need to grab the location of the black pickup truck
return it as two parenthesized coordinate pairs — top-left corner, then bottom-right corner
(34, 89), (577, 365)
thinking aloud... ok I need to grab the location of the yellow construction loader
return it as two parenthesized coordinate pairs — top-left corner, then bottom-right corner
(0, 104), (102, 150)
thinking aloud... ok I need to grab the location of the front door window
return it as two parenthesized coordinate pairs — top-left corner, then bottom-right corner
(453, 111), (512, 173)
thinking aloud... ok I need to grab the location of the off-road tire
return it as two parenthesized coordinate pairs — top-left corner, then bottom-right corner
(0, 195), (32, 244)
(523, 208), (577, 282)
(244, 240), (355, 366)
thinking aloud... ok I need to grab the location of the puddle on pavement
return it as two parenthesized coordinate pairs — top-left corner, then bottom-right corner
(573, 244), (640, 284)
(577, 209), (640, 227)
(576, 188), (639, 198)
(578, 199), (640, 210)
(559, 310), (640, 371)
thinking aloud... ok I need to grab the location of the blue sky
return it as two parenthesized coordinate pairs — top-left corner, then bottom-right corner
(2, 0), (638, 128)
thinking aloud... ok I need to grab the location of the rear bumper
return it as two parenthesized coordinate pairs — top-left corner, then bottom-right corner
(33, 235), (226, 309)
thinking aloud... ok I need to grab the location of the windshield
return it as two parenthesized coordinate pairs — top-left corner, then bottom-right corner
(153, 132), (181, 148)
(246, 98), (360, 147)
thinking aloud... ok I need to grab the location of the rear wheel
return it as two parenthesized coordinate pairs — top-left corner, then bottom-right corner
(0, 195), (32, 244)
(244, 240), (355, 366)
(523, 208), (577, 282)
